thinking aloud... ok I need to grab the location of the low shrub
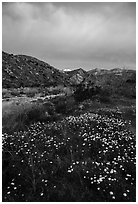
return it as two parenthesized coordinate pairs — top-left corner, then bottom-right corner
(26, 92), (36, 98)
(2, 102), (56, 134)
(11, 90), (21, 97)
(74, 84), (111, 103)
(52, 96), (76, 115)
(99, 89), (111, 103)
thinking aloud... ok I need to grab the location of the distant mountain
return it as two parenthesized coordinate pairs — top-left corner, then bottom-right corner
(85, 68), (136, 86)
(2, 51), (136, 96)
(2, 51), (70, 88)
(66, 68), (87, 85)
(83, 67), (136, 98)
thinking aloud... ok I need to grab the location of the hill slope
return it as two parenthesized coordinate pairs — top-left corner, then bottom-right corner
(2, 51), (136, 95)
(65, 68), (87, 85)
(2, 51), (70, 88)
(85, 68), (136, 96)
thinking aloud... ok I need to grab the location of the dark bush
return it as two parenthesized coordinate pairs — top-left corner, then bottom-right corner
(43, 102), (55, 115)
(55, 99), (67, 114)
(74, 84), (101, 102)
(126, 79), (135, 84)
(63, 96), (77, 115)
(99, 89), (111, 103)
(99, 95), (111, 103)
(50, 89), (61, 95)
(52, 96), (76, 115)
(26, 92), (36, 98)
(3, 102), (56, 134)
(11, 90), (21, 97)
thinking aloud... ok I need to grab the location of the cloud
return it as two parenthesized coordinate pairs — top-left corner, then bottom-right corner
(2, 2), (136, 70)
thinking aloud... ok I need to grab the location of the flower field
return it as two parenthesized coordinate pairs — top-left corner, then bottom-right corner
(2, 112), (136, 201)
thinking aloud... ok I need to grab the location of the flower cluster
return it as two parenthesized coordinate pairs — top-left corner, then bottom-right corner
(2, 112), (136, 201)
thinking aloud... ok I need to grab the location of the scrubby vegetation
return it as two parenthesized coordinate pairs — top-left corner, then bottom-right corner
(3, 111), (136, 201)
(2, 89), (136, 202)
(2, 51), (136, 202)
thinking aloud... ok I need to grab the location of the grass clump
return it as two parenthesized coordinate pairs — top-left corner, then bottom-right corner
(2, 101), (56, 134)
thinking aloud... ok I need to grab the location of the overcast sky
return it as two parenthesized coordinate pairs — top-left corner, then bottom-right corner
(2, 2), (136, 70)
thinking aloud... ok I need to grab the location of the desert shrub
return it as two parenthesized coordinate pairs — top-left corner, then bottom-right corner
(26, 92), (36, 97)
(43, 102), (55, 115)
(2, 92), (12, 99)
(99, 89), (111, 103)
(74, 83), (112, 104)
(126, 79), (136, 84)
(74, 84), (101, 102)
(24, 104), (45, 122)
(40, 88), (49, 96)
(73, 84), (87, 102)
(54, 99), (67, 114)
(65, 97), (76, 114)
(2, 89), (9, 94)
(117, 86), (136, 99)
(52, 96), (76, 115)
(23, 88), (38, 97)
(100, 97), (110, 104)
(63, 87), (73, 96)
(15, 103), (57, 128)
(11, 90), (21, 97)
(2, 102), (56, 134)
(114, 80), (136, 99)
(50, 89), (61, 95)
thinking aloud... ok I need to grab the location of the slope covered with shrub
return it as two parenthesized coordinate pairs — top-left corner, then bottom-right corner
(2, 51), (70, 88)
(3, 51), (136, 98)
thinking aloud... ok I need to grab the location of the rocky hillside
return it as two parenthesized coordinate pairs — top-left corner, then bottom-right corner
(2, 51), (136, 96)
(82, 68), (136, 98)
(2, 51), (70, 88)
(65, 68), (87, 85)
(86, 68), (136, 86)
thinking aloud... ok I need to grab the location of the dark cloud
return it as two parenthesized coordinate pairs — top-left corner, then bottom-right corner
(2, 2), (136, 70)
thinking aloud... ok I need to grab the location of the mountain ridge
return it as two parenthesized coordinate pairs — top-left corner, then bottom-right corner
(2, 51), (136, 90)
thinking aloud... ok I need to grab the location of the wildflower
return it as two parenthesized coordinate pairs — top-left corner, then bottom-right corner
(110, 169), (114, 174)
(11, 182), (15, 185)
